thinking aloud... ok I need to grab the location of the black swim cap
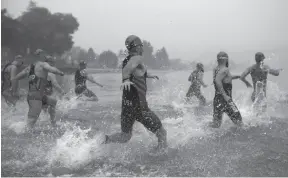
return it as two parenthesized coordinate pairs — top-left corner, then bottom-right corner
(196, 63), (204, 72)
(125, 35), (143, 51)
(255, 52), (265, 62)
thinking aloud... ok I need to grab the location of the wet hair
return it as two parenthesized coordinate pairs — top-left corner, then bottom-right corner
(255, 52), (265, 63)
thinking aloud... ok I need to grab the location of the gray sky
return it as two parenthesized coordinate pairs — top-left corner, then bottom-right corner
(2, 0), (288, 61)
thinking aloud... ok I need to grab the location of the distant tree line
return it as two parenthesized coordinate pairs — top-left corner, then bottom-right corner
(1, 1), (184, 70)
(1, 1), (79, 66)
(64, 40), (172, 69)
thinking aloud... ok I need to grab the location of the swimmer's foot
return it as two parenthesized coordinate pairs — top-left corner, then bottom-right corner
(149, 144), (168, 155)
(209, 121), (221, 128)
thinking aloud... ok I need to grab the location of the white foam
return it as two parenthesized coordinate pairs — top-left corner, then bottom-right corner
(49, 125), (106, 170)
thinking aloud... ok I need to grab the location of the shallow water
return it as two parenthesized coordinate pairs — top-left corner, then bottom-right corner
(1, 69), (288, 177)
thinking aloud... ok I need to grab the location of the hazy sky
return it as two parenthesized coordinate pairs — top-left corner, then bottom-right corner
(2, 0), (288, 61)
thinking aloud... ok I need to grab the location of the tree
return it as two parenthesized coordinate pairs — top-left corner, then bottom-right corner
(16, 1), (79, 55)
(98, 50), (118, 68)
(142, 40), (155, 68)
(87, 47), (96, 61)
(1, 8), (28, 56)
(155, 47), (170, 69)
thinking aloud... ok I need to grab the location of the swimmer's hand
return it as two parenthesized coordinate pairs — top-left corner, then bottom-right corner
(147, 75), (159, 80)
(120, 80), (134, 91)
(152, 75), (159, 80)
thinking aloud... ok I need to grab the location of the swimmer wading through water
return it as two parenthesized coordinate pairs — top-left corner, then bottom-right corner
(240, 52), (282, 112)
(186, 62), (208, 106)
(74, 60), (103, 101)
(104, 35), (167, 150)
(12, 49), (65, 130)
(210, 51), (244, 128)
(1, 55), (24, 106)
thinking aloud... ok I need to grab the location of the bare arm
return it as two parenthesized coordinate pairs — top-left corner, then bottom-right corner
(146, 73), (159, 79)
(11, 66), (30, 81)
(122, 56), (142, 81)
(198, 71), (207, 86)
(42, 62), (64, 76)
(87, 75), (103, 87)
(215, 68), (230, 99)
(240, 66), (252, 87)
(232, 75), (241, 80)
(11, 66), (30, 94)
(81, 70), (103, 87)
(266, 66), (281, 76)
(49, 74), (65, 94)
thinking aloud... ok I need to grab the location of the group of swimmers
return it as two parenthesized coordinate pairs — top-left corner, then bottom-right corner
(1, 35), (283, 151)
(186, 51), (282, 127)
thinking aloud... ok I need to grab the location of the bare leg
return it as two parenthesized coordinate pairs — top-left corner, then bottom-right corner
(48, 106), (56, 127)
(45, 96), (58, 127)
(196, 92), (206, 106)
(26, 100), (42, 130)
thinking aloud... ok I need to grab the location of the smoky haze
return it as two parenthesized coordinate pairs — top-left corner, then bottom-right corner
(2, 0), (288, 62)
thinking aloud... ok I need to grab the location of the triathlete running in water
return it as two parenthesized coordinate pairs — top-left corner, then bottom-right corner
(1, 55), (24, 106)
(12, 49), (64, 130)
(74, 61), (103, 101)
(104, 35), (167, 150)
(42, 55), (66, 114)
(185, 63), (208, 106)
(210, 51), (244, 128)
(240, 52), (282, 112)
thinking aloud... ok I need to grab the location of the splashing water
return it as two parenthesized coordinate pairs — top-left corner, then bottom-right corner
(2, 70), (288, 176)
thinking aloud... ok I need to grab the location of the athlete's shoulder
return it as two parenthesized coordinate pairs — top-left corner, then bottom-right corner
(130, 55), (143, 62)
(263, 65), (270, 70)
(37, 61), (47, 67)
(250, 64), (257, 70)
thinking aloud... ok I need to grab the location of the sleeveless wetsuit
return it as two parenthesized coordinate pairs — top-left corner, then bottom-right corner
(212, 68), (242, 127)
(74, 69), (96, 98)
(121, 55), (162, 133)
(186, 70), (206, 105)
(27, 64), (49, 102)
(27, 64), (50, 118)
